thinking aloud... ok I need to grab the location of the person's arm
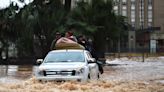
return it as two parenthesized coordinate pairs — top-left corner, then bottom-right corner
(50, 40), (56, 50)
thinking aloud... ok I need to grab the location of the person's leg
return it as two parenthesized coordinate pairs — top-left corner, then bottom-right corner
(97, 60), (104, 74)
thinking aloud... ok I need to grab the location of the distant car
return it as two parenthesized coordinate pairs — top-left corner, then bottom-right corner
(35, 49), (100, 82)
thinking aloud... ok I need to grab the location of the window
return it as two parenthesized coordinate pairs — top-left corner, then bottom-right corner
(148, 5), (152, 10)
(114, 6), (118, 11)
(131, 14), (135, 18)
(131, 18), (135, 22)
(44, 52), (85, 63)
(148, 10), (152, 19)
(122, 0), (127, 5)
(148, 11), (152, 15)
(122, 0), (127, 3)
(131, 9), (135, 22)
(122, 10), (127, 16)
(148, 14), (152, 18)
(115, 10), (119, 14)
(114, 6), (118, 14)
(131, 5), (135, 10)
(131, 11), (135, 15)
(113, 0), (120, 2)
(131, 11), (135, 18)
(131, 0), (135, 2)
(148, 22), (152, 27)
(122, 6), (127, 10)
(148, 18), (152, 22)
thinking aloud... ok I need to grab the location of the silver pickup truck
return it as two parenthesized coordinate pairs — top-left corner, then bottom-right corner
(35, 49), (100, 82)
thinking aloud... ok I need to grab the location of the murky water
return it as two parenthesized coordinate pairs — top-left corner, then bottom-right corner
(0, 65), (35, 83)
(103, 59), (164, 82)
(0, 57), (164, 92)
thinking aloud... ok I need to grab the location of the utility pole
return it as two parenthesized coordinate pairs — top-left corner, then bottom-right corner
(140, 0), (144, 62)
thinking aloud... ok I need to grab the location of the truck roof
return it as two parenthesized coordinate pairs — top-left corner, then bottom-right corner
(49, 49), (87, 53)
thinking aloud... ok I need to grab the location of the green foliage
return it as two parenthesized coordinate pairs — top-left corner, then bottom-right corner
(67, 0), (128, 51)
(0, 2), (19, 59)
(16, 0), (68, 57)
(0, 0), (129, 58)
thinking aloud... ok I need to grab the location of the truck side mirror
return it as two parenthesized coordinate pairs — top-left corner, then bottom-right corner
(36, 59), (43, 65)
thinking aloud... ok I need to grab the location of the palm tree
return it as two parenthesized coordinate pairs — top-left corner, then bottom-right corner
(67, 0), (129, 53)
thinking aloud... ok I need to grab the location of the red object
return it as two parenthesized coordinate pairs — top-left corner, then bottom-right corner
(67, 31), (73, 36)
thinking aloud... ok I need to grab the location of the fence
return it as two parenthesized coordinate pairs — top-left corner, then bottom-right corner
(105, 52), (164, 62)
(108, 47), (164, 53)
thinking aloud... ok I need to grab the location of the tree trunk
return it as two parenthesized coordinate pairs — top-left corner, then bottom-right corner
(64, 0), (71, 11)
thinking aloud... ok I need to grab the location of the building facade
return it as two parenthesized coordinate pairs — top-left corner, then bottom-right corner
(113, 0), (164, 52)
(153, 0), (164, 52)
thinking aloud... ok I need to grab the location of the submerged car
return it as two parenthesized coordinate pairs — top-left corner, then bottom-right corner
(35, 49), (100, 81)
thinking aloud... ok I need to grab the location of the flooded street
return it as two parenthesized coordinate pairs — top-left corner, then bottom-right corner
(103, 57), (164, 82)
(0, 57), (164, 92)
(0, 65), (34, 83)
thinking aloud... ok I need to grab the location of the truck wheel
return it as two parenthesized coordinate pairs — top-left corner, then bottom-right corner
(88, 74), (90, 79)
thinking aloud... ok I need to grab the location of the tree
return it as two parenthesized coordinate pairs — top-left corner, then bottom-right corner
(15, 0), (68, 57)
(0, 0), (129, 60)
(0, 3), (19, 60)
(67, 0), (128, 53)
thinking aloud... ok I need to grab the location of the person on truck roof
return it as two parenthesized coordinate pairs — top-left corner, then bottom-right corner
(65, 30), (77, 42)
(50, 32), (62, 50)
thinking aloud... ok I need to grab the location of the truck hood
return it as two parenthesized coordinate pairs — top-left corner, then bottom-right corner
(39, 62), (86, 71)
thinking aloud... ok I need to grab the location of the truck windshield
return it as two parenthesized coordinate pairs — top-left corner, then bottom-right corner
(44, 51), (85, 63)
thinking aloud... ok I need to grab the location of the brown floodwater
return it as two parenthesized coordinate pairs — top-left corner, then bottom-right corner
(0, 57), (164, 92)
